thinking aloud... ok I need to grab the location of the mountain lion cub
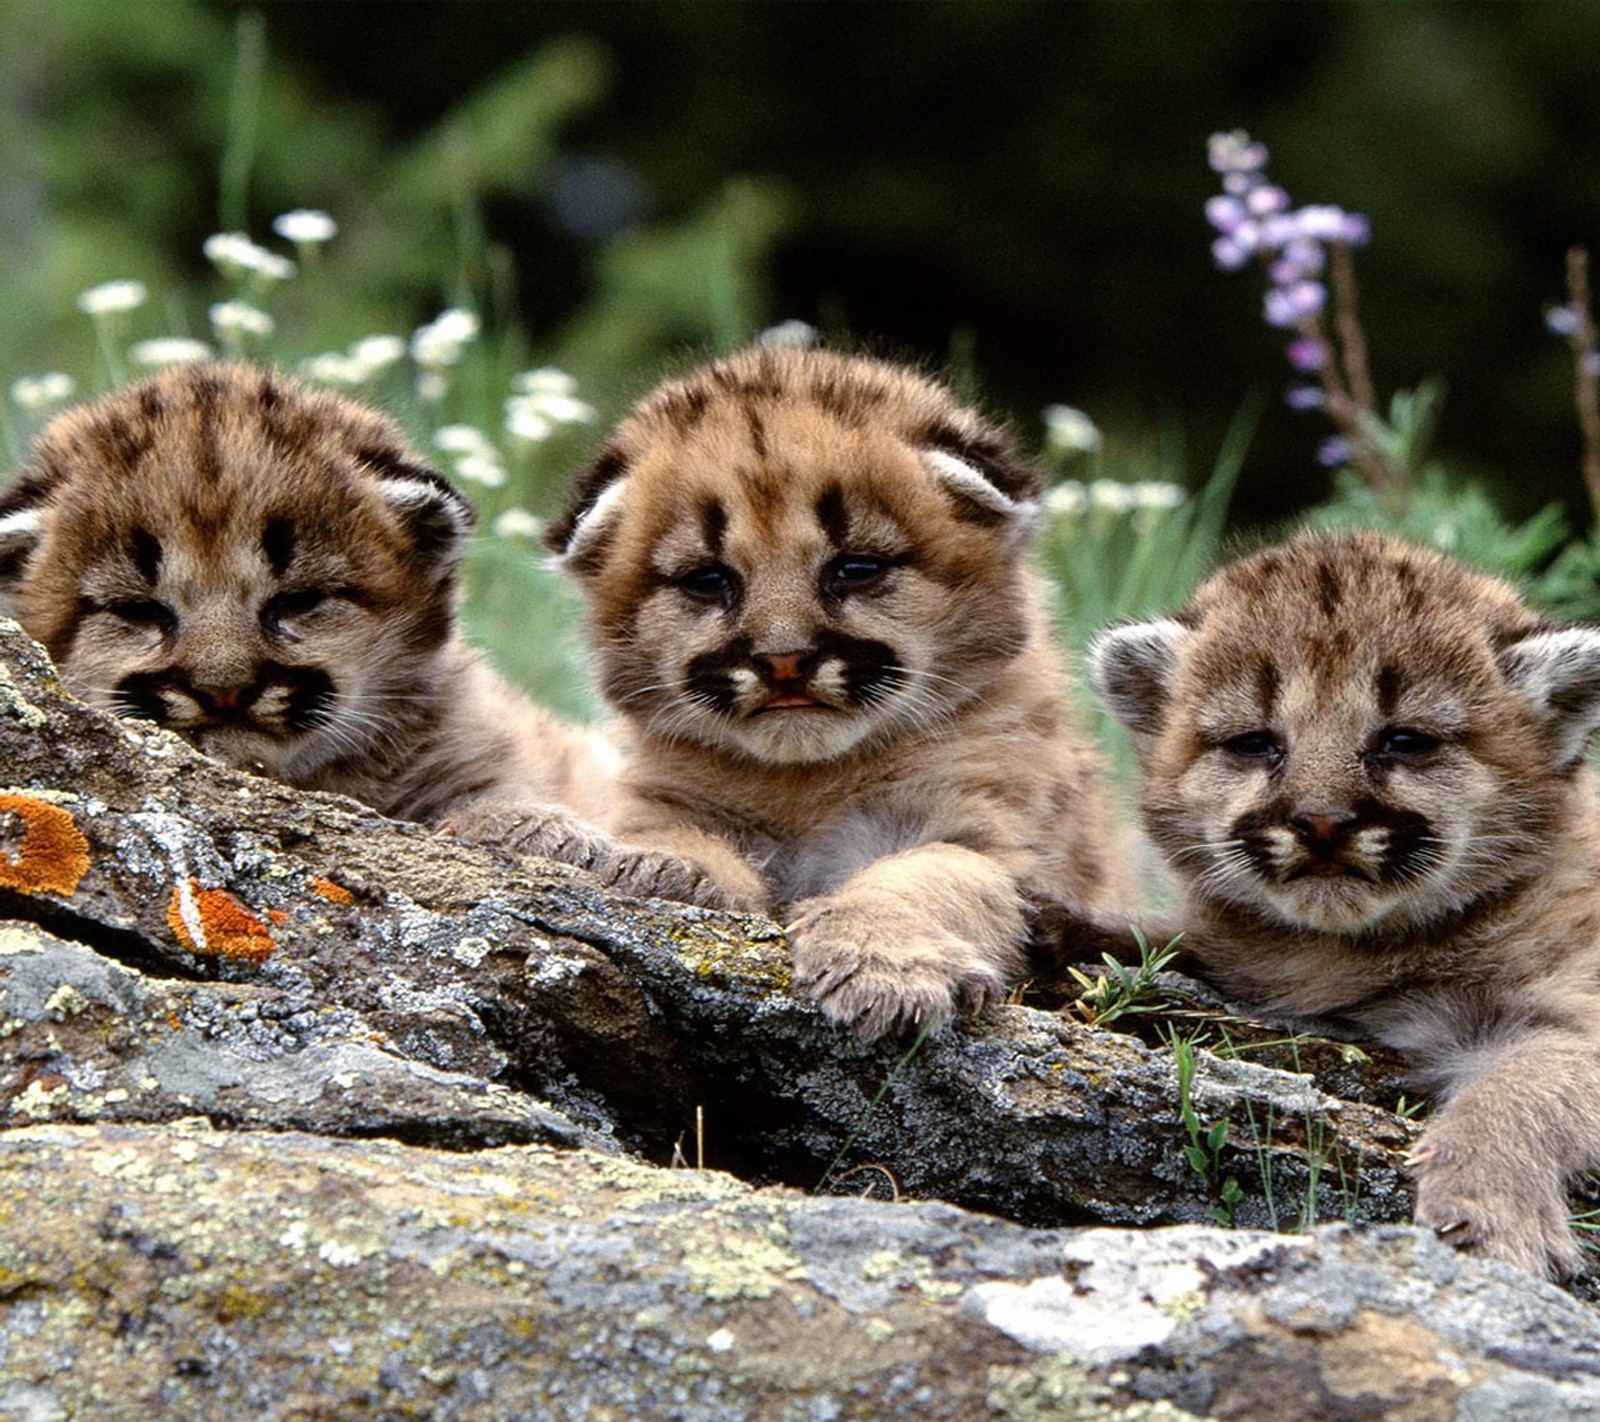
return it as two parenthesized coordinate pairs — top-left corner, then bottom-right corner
(0, 362), (671, 890)
(1093, 530), (1600, 1276)
(547, 345), (1119, 1039)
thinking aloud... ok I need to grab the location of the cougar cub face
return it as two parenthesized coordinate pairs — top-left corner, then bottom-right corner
(0, 363), (471, 781)
(548, 346), (1042, 766)
(1094, 532), (1598, 935)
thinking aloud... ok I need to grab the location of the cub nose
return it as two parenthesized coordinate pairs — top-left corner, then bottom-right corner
(1290, 811), (1359, 848)
(754, 649), (817, 686)
(187, 674), (259, 717)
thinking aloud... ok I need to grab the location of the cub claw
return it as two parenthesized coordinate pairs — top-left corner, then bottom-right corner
(787, 902), (1006, 1043)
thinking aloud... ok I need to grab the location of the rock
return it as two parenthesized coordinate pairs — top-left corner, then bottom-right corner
(0, 617), (1415, 1231)
(3, 1122), (1600, 1421)
(2, 613), (1598, 1416)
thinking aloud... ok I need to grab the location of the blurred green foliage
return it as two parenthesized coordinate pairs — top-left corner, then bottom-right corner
(5, 0), (1600, 746)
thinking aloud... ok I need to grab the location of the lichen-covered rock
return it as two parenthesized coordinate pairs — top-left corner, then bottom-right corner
(0, 616), (1417, 1235)
(3, 1122), (1599, 1422)
(0, 919), (597, 1150)
(3, 614), (1600, 1416)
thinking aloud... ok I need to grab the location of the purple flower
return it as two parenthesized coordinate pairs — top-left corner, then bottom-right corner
(1286, 385), (1325, 410)
(1282, 239), (1325, 275)
(1208, 130), (1270, 175)
(1263, 280), (1326, 328)
(1257, 214), (1299, 249)
(1211, 235), (1253, 271)
(1291, 206), (1340, 241)
(1245, 184), (1289, 217)
(1205, 195), (1247, 233)
(1546, 305), (1581, 337)
(1339, 212), (1371, 245)
(1286, 338), (1328, 372)
(1317, 437), (1352, 467)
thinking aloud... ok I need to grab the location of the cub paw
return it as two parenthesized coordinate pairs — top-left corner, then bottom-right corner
(441, 799), (616, 873)
(787, 901), (1008, 1042)
(1410, 1139), (1580, 1279)
(598, 845), (749, 912)
(442, 799), (755, 912)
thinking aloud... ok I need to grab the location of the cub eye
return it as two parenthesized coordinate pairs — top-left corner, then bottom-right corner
(1374, 727), (1440, 758)
(108, 600), (176, 633)
(678, 565), (737, 604)
(262, 588), (330, 634)
(1222, 730), (1283, 763)
(826, 554), (889, 593)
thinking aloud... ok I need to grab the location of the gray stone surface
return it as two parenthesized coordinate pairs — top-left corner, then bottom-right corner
(3, 1123), (1600, 1422)
(2, 614), (1599, 1419)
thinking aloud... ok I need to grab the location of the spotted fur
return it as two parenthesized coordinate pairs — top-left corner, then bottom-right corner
(0, 362), (637, 876)
(1093, 530), (1600, 1277)
(549, 345), (1121, 1039)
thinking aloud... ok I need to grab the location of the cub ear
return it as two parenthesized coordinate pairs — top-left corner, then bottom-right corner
(918, 422), (1044, 538)
(546, 444), (630, 574)
(0, 479), (49, 601)
(1498, 626), (1600, 768)
(920, 450), (1039, 534)
(1089, 619), (1190, 749)
(369, 460), (476, 573)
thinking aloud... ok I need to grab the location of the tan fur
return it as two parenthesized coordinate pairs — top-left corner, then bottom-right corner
(549, 346), (1120, 1038)
(1093, 530), (1600, 1277)
(0, 362), (652, 883)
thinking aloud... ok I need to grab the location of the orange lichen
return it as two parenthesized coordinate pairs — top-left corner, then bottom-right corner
(308, 876), (354, 906)
(266, 908), (291, 926)
(0, 793), (91, 896)
(166, 881), (276, 964)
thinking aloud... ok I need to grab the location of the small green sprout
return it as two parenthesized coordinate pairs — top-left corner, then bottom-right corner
(1067, 926), (1184, 1027)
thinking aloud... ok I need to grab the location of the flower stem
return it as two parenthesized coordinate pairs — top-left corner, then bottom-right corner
(1330, 242), (1378, 419)
(219, 11), (266, 232)
(1564, 246), (1600, 527)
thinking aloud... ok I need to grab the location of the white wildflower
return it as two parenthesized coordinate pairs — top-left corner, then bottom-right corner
(452, 454), (506, 488)
(493, 508), (544, 540)
(511, 367), (577, 397)
(1042, 403), (1102, 455)
(415, 371), (450, 403)
(537, 392), (596, 424)
(76, 280), (148, 316)
(203, 233), (295, 282)
(10, 372), (75, 410)
(1130, 481), (1185, 512)
(758, 319), (819, 349)
(1089, 480), (1135, 514)
(410, 309), (480, 367)
(209, 300), (275, 338)
(505, 393), (595, 442)
(300, 353), (365, 385)
(505, 368), (596, 441)
(129, 338), (214, 368)
(1044, 481), (1089, 517)
(434, 424), (496, 457)
(272, 209), (337, 245)
(504, 408), (553, 443)
(348, 334), (405, 373)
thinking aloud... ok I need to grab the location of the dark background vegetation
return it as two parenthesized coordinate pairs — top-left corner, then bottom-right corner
(7, 0), (1600, 530)
(247, 0), (1600, 527)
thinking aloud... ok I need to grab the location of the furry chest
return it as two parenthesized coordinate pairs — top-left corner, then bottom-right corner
(766, 801), (935, 906)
